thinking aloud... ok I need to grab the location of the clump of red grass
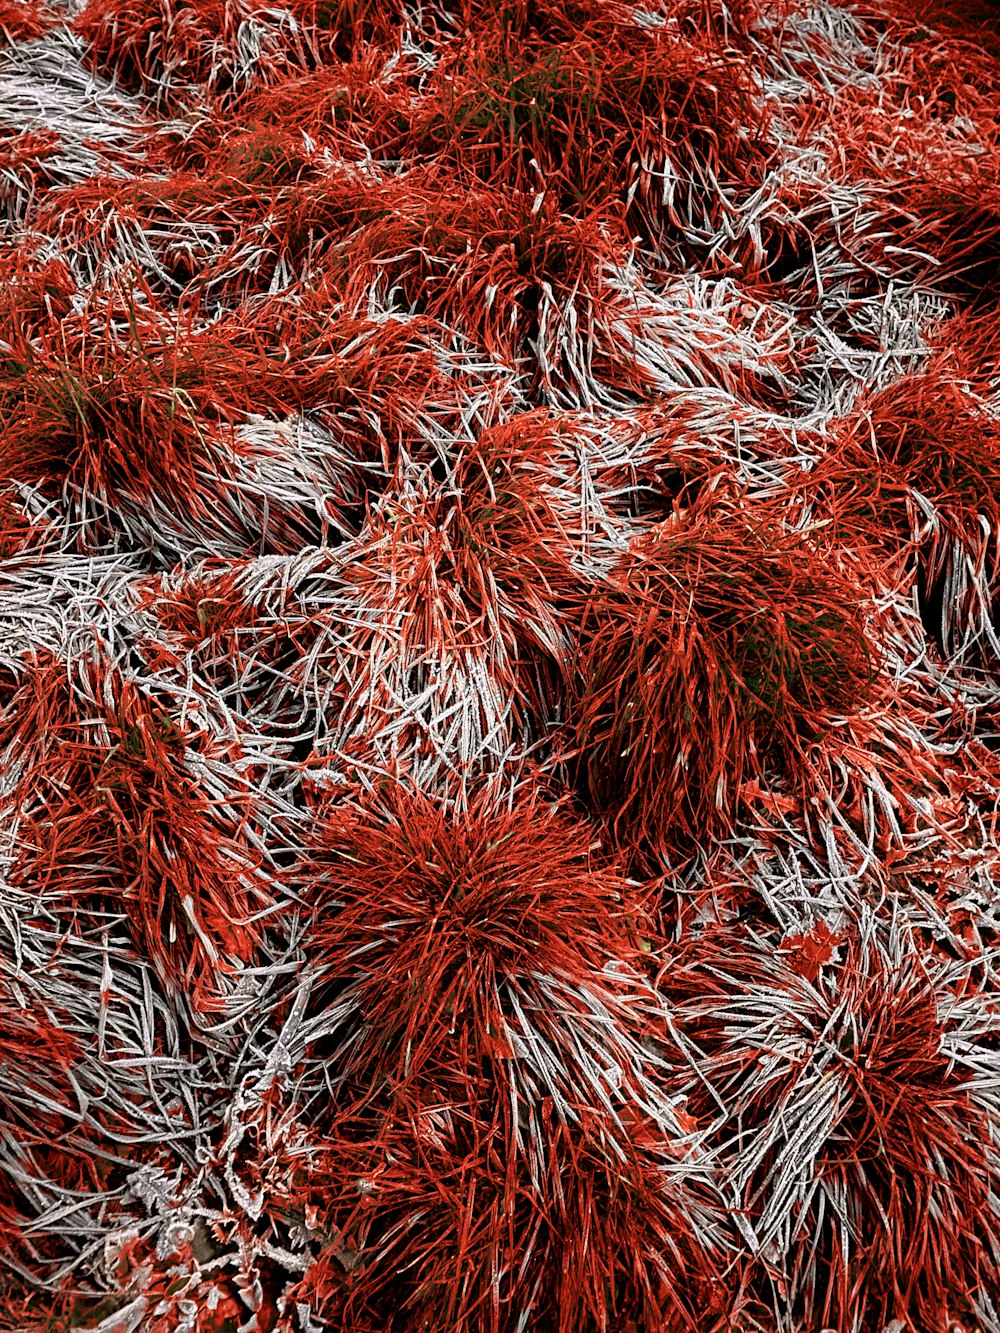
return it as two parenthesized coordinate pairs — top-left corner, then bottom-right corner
(290, 1113), (726, 1333)
(0, 0), (58, 43)
(3, 657), (268, 1002)
(293, 178), (620, 364)
(0, 1000), (80, 1141)
(318, 467), (568, 780)
(141, 563), (325, 743)
(0, 995), (129, 1289)
(0, 1280), (74, 1333)
(868, 0), (1000, 77)
(884, 176), (1000, 305)
(870, 372), (1000, 525)
(43, 156), (623, 360)
(75, 0), (406, 106)
(777, 20), (1000, 304)
(286, 0), (403, 59)
(234, 58), (413, 156)
(820, 356), (1000, 545)
(0, 287), (258, 516)
(290, 784), (723, 1331)
(811, 345), (1000, 656)
(0, 253), (75, 330)
(265, 174), (619, 366)
(300, 785), (642, 1089)
(239, 289), (468, 462)
(175, 120), (320, 186)
(0, 129), (63, 216)
(74, 0), (302, 107)
(674, 927), (1000, 1332)
(566, 494), (875, 856)
(416, 6), (766, 232)
(150, 567), (256, 653)
(445, 412), (581, 646)
(0, 492), (40, 559)
(0, 280), (434, 550)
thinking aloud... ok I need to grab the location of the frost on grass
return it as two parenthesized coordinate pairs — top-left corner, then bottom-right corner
(2, 0), (1000, 1331)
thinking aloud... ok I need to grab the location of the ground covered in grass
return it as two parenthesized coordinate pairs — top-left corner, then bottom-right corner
(2, 0), (1000, 1329)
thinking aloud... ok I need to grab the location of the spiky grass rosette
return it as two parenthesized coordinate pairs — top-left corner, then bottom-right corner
(4, 0), (1000, 1330)
(567, 497), (876, 856)
(288, 786), (724, 1331)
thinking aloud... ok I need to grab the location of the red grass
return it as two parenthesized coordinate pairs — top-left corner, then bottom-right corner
(674, 928), (1000, 1331)
(816, 369), (1000, 544)
(284, 0), (403, 58)
(6, 0), (1000, 1324)
(235, 59), (415, 155)
(566, 495), (875, 856)
(313, 474), (567, 782)
(0, 1002), (80, 1140)
(289, 1111), (726, 1333)
(0, 0), (57, 42)
(75, 0), (406, 109)
(3, 657), (269, 1002)
(74, 0), (309, 106)
(238, 292), (474, 465)
(0, 287), (256, 515)
(300, 785), (644, 1086)
(41, 159), (624, 364)
(884, 177), (1000, 303)
(810, 345), (1000, 658)
(414, 8), (766, 232)
(0, 278), (445, 550)
(445, 411), (581, 645)
(275, 177), (623, 364)
(149, 566), (255, 652)
(0, 129), (63, 214)
(290, 784), (723, 1331)
(0, 253), (75, 329)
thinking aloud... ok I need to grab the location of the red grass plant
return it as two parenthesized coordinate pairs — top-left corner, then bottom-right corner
(303, 179), (624, 376)
(238, 291), (481, 472)
(813, 369), (1000, 552)
(149, 565), (256, 654)
(232, 59), (413, 159)
(0, 129), (65, 218)
(1, 655), (269, 1003)
(0, 999), (81, 1146)
(0, 0), (57, 43)
(812, 340), (1000, 658)
(0, 286), (268, 536)
(138, 561), (324, 741)
(315, 490), (563, 784)
(860, 374), (1000, 533)
(566, 493), (875, 857)
(41, 159), (625, 368)
(0, 252), (75, 330)
(179, 412), (586, 774)
(672, 923), (1000, 1332)
(289, 784), (724, 1331)
(445, 412), (581, 648)
(75, 0), (407, 109)
(415, 2), (767, 234)
(74, 0), (308, 108)
(885, 176), (1000, 304)
(0, 279), (441, 552)
(761, 14), (1000, 307)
